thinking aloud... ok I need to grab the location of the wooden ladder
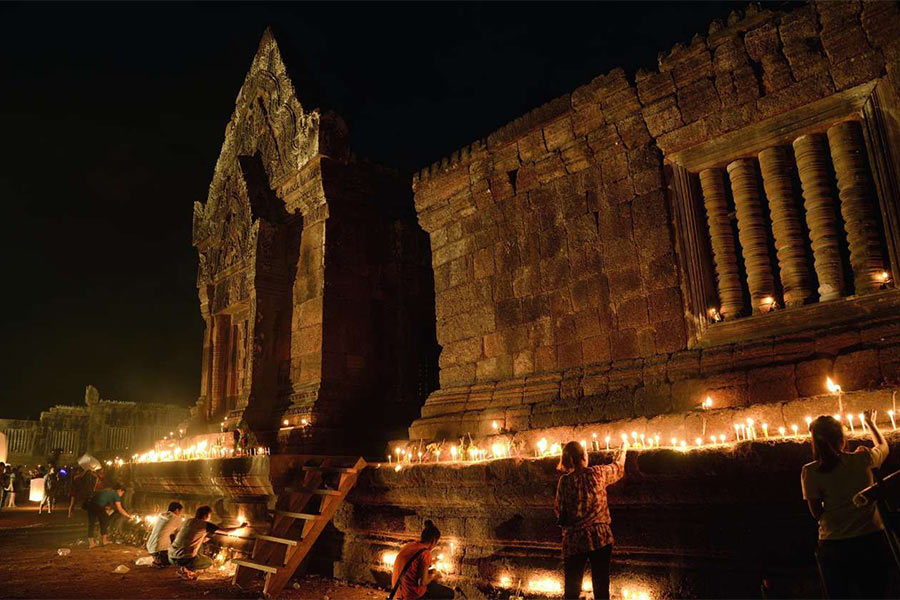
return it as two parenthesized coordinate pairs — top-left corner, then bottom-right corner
(232, 455), (366, 597)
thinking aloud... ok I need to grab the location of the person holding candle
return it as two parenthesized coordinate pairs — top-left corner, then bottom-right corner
(390, 520), (442, 600)
(168, 505), (247, 580)
(555, 440), (627, 600)
(801, 411), (891, 598)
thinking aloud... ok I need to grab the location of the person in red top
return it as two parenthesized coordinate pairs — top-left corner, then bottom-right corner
(555, 440), (626, 600)
(390, 520), (442, 600)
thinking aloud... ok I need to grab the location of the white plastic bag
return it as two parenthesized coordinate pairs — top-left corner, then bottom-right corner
(113, 564), (130, 574)
(135, 556), (154, 566)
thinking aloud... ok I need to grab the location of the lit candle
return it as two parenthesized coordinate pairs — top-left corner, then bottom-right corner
(858, 413), (867, 433)
(719, 434), (726, 443)
(592, 433), (599, 452)
(791, 424), (799, 437)
(621, 433), (628, 449)
(827, 377), (843, 413)
(695, 437), (702, 447)
(778, 426), (786, 438)
(604, 436), (610, 451)
(710, 435), (717, 445)
(734, 423), (741, 442)
(889, 410), (897, 430)
(670, 437), (678, 447)
(654, 434), (660, 447)
(580, 440), (587, 450)
(746, 418), (755, 440)
(847, 413), (856, 433)
(388, 455), (391, 464)
(740, 423), (747, 441)
(639, 433), (645, 448)
(805, 416), (812, 436)
(283, 419), (289, 427)
(537, 438), (548, 457)
(704, 396), (713, 410)
(762, 423), (769, 439)
(679, 440), (687, 450)
(450, 445), (458, 461)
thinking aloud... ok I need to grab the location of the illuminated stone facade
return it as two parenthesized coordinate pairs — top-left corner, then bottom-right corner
(190, 29), (437, 455)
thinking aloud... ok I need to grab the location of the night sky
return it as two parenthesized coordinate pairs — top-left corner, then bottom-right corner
(0, 1), (749, 419)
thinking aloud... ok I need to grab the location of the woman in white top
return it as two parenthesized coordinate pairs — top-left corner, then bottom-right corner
(801, 410), (891, 598)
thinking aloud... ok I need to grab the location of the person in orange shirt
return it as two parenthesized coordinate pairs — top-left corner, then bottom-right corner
(390, 520), (442, 600)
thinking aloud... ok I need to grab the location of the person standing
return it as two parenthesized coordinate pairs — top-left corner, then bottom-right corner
(802, 410), (892, 598)
(555, 441), (627, 600)
(68, 467), (96, 518)
(86, 486), (132, 548)
(390, 520), (442, 600)
(168, 506), (246, 580)
(146, 502), (184, 567)
(38, 467), (58, 514)
(4, 466), (17, 508)
(0, 463), (8, 510)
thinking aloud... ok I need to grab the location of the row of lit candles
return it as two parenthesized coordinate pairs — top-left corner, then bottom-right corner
(134, 443), (271, 463)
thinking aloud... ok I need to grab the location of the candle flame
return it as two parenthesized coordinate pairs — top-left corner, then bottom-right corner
(826, 377), (842, 394)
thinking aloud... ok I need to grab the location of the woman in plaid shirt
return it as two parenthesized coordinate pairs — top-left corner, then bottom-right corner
(555, 441), (626, 599)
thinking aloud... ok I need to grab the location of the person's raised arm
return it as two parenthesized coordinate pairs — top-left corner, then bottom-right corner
(216, 522), (249, 534)
(864, 410), (889, 467)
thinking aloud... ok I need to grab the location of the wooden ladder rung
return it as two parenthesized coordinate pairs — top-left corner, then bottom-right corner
(256, 534), (298, 546)
(302, 465), (357, 473)
(233, 558), (278, 574)
(295, 487), (342, 496)
(275, 510), (320, 520)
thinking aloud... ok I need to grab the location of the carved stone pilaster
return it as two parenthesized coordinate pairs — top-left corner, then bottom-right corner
(727, 158), (775, 312)
(827, 120), (887, 294)
(758, 146), (815, 306)
(699, 168), (744, 319)
(792, 134), (846, 301)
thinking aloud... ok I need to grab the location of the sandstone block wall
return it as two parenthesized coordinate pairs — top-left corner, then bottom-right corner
(409, 1), (900, 443)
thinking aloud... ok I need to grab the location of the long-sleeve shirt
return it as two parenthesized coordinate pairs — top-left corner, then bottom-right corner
(555, 463), (624, 556)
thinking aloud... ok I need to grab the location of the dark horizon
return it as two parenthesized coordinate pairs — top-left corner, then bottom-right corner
(0, 1), (747, 419)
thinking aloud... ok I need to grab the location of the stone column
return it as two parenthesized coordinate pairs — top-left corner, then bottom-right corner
(827, 121), (886, 295)
(727, 158), (775, 312)
(699, 168), (744, 319)
(792, 134), (845, 301)
(758, 146), (814, 307)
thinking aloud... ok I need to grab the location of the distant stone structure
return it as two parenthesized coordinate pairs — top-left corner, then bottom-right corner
(0, 385), (189, 466)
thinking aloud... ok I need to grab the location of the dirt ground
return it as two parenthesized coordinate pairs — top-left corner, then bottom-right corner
(0, 506), (384, 599)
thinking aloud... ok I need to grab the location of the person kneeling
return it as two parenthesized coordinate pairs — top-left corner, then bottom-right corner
(168, 505), (247, 580)
(146, 502), (184, 567)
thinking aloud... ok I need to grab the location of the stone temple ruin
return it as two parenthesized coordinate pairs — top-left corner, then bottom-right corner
(123, 3), (900, 598)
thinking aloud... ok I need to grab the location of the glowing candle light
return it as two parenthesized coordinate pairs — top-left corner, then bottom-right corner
(734, 423), (741, 442)
(762, 423), (769, 439)
(695, 437), (702, 447)
(301, 418), (309, 426)
(805, 416), (812, 436)
(654, 434), (660, 446)
(621, 433), (629, 449)
(639, 433), (645, 447)
(499, 575), (512, 589)
(710, 435), (717, 444)
(791, 424), (799, 437)
(283, 419), (289, 426)
(592, 432), (599, 452)
(858, 413), (867, 433)
(580, 440), (587, 450)
(492, 420), (499, 432)
(740, 423), (747, 441)
(492, 443), (503, 459)
(537, 438), (548, 457)
(670, 437), (677, 447)
(827, 377), (843, 413)
(679, 440), (687, 450)
(631, 431), (638, 446)
(719, 434), (726, 443)
(703, 396), (713, 410)
(604, 436), (610, 451)
(778, 426), (786, 438)
(746, 418), (756, 440)
(889, 410), (896, 430)
(450, 445), (457, 460)
(847, 413), (856, 433)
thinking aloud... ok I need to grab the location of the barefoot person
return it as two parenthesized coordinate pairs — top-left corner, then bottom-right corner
(555, 440), (626, 600)
(146, 502), (184, 567)
(802, 410), (892, 598)
(86, 486), (132, 548)
(168, 506), (247, 580)
(389, 520), (442, 600)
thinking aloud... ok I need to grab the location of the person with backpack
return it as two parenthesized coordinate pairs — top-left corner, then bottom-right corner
(802, 410), (892, 598)
(555, 440), (627, 600)
(389, 520), (443, 600)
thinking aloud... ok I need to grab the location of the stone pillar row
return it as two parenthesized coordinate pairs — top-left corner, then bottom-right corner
(696, 119), (886, 320)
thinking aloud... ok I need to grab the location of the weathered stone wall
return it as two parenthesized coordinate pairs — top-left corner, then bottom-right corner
(409, 1), (900, 443)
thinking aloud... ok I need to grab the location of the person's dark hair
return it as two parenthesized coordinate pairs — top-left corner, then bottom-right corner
(559, 441), (587, 472)
(168, 502), (183, 513)
(195, 505), (213, 520)
(420, 519), (441, 544)
(810, 415), (845, 473)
